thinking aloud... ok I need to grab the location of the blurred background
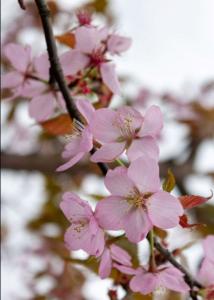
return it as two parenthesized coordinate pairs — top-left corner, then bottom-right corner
(1, 0), (214, 299)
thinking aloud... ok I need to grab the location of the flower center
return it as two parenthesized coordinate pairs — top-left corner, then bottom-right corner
(126, 189), (152, 209)
(114, 113), (136, 141)
(90, 49), (105, 66)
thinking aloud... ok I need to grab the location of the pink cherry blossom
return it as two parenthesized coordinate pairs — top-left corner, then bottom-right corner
(198, 235), (214, 286)
(95, 156), (183, 243)
(107, 34), (132, 55)
(1, 43), (37, 100)
(29, 53), (66, 122)
(60, 26), (131, 94)
(98, 244), (132, 279)
(57, 99), (94, 171)
(90, 105), (163, 163)
(60, 192), (105, 256)
(114, 264), (189, 294)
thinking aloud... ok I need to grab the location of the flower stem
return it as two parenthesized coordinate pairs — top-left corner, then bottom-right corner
(149, 229), (156, 272)
(116, 159), (125, 166)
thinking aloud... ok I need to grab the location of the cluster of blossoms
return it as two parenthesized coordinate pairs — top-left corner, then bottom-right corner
(2, 12), (131, 122)
(2, 11), (213, 297)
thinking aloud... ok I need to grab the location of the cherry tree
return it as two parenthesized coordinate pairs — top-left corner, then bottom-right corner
(1, 1), (214, 299)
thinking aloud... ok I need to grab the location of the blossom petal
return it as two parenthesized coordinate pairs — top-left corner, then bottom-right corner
(4, 43), (31, 72)
(56, 152), (85, 172)
(203, 235), (214, 262)
(159, 267), (190, 292)
(127, 137), (159, 161)
(130, 272), (159, 294)
(107, 34), (132, 55)
(110, 244), (132, 266)
(148, 191), (183, 229)
(90, 227), (105, 257)
(33, 53), (50, 80)
(90, 142), (126, 162)
(138, 105), (163, 138)
(90, 108), (120, 142)
(64, 223), (93, 253)
(28, 92), (55, 122)
(113, 264), (138, 275)
(21, 80), (47, 98)
(117, 106), (143, 133)
(100, 63), (120, 95)
(75, 26), (99, 53)
(60, 192), (92, 222)
(127, 156), (160, 193)
(99, 249), (112, 279)
(95, 196), (130, 230)
(76, 99), (95, 124)
(60, 50), (89, 76)
(104, 166), (135, 197)
(1, 72), (23, 88)
(198, 258), (214, 286)
(124, 208), (152, 243)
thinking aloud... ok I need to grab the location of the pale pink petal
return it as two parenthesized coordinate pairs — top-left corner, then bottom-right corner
(1, 71), (23, 88)
(76, 99), (95, 124)
(75, 26), (99, 53)
(33, 53), (50, 80)
(198, 258), (214, 286)
(80, 127), (93, 152)
(90, 227), (105, 257)
(148, 191), (183, 229)
(104, 166), (135, 197)
(60, 50), (89, 76)
(90, 108), (120, 142)
(110, 244), (132, 266)
(124, 208), (152, 243)
(127, 137), (159, 161)
(62, 137), (82, 158)
(56, 152), (85, 172)
(91, 142), (126, 163)
(113, 264), (138, 275)
(28, 92), (55, 122)
(159, 267), (190, 292)
(100, 63), (120, 95)
(99, 249), (112, 279)
(138, 105), (163, 138)
(21, 80), (47, 98)
(116, 106), (143, 133)
(130, 272), (159, 294)
(107, 34), (132, 55)
(4, 43), (31, 72)
(60, 192), (92, 222)
(95, 196), (131, 230)
(203, 236), (214, 262)
(64, 223), (93, 253)
(56, 92), (66, 110)
(98, 27), (109, 41)
(127, 156), (160, 193)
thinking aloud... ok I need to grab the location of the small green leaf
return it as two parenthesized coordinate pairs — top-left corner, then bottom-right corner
(162, 169), (176, 192)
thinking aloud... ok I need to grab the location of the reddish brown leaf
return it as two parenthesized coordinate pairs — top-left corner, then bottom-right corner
(40, 114), (73, 136)
(179, 214), (204, 229)
(179, 192), (213, 209)
(55, 32), (76, 48)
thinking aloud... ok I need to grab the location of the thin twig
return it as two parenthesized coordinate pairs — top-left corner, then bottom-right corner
(33, 0), (108, 175)
(154, 239), (202, 290)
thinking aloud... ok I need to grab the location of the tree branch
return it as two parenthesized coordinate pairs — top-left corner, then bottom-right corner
(33, 0), (108, 176)
(154, 239), (203, 291)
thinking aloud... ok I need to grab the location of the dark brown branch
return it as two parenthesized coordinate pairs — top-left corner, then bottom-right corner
(154, 239), (202, 290)
(33, 0), (108, 176)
